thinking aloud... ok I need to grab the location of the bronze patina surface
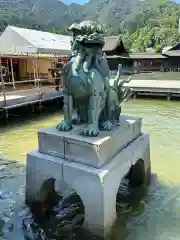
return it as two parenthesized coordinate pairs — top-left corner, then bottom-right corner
(57, 20), (132, 136)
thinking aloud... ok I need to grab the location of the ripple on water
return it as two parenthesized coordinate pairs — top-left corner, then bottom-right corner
(0, 99), (180, 239)
(0, 163), (180, 240)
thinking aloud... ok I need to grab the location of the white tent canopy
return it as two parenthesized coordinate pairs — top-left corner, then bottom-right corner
(0, 26), (72, 55)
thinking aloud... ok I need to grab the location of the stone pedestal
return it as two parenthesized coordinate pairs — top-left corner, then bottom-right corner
(25, 115), (151, 238)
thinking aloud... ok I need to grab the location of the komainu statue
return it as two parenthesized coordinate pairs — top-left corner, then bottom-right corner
(57, 20), (132, 137)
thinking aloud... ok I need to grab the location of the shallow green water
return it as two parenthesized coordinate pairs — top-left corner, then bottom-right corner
(0, 99), (180, 239)
(1, 99), (180, 183)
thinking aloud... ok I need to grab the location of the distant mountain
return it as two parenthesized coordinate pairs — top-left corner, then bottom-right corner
(0, 0), (180, 51)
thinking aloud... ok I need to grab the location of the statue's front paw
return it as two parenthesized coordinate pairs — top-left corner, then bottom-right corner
(56, 120), (72, 132)
(101, 120), (113, 131)
(83, 124), (99, 137)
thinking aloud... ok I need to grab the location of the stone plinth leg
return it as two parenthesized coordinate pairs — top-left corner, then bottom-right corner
(63, 133), (151, 238)
(63, 162), (123, 238)
(26, 150), (64, 203)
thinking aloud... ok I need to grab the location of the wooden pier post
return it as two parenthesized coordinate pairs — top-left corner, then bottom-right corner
(167, 92), (171, 101)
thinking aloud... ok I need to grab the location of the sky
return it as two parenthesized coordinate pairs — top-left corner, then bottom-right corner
(63, 0), (180, 4)
(63, 0), (87, 5)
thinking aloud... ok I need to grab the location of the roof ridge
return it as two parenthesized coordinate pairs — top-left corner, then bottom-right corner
(3, 25), (71, 54)
(130, 52), (161, 54)
(8, 25), (70, 38)
(8, 25), (37, 49)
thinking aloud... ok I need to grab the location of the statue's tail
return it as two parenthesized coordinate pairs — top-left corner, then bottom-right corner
(117, 76), (132, 88)
(117, 76), (132, 103)
(113, 64), (131, 91)
(113, 64), (122, 90)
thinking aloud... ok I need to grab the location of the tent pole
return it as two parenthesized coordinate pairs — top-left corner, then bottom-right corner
(0, 58), (4, 84)
(33, 60), (36, 87)
(25, 59), (27, 80)
(51, 56), (53, 69)
(34, 58), (39, 87)
(37, 55), (40, 88)
(34, 60), (38, 87)
(6, 59), (10, 82)
(37, 55), (40, 85)
(10, 58), (15, 89)
(38, 54), (43, 101)
(0, 58), (6, 105)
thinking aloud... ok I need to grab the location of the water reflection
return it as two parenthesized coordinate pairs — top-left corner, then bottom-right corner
(0, 99), (180, 239)
(0, 158), (24, 240)
(1, 158), (179, 240)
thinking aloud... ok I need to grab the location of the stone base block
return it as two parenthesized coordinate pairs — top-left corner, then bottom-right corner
(38, 115), (142, 168)
(26, 132), (150, 238)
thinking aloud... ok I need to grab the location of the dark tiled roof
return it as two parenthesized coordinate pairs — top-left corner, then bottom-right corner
(128, 53), (166, 59)
(163, 50), (180, 57)
(162, 42), (180, 55)
(103, 36), (124, 52)
(165, 43), (180, 51)
(107, 52), (167, 59)
(106, 54), (129, 59)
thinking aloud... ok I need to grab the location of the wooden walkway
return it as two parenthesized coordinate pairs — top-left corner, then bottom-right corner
(0, 86), (63, 109)
(0, 79), (64, 118)
(124, 80), (180, 99)
(1, 79), (179, 117)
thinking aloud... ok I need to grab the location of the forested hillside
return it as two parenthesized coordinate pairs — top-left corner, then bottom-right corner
(0, 0), (180, 51)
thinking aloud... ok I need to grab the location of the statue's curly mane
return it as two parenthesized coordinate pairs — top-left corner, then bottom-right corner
(69, 21), (105, 53)
(68, 21), (104, 35)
